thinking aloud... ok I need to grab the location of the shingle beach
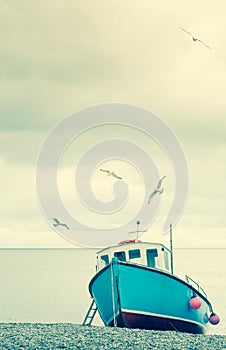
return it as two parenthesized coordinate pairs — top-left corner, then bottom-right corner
(0, 324), (226, 350)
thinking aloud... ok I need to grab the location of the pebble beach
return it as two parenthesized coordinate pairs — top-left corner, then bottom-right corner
(0, 324), (226, 350)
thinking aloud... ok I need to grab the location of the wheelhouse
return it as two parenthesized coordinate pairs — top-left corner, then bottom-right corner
(96, 241), (172, 273)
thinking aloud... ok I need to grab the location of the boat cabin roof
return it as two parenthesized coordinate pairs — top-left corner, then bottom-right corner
(96, 241), (172, 273)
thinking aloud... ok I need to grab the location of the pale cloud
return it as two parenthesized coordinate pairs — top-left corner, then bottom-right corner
(1, 1), (226, 130)
(1, 0), (226, 247)
(0, 227), (76, 248)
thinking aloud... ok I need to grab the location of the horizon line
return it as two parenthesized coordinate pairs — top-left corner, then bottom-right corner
(0, 247), (226, 250)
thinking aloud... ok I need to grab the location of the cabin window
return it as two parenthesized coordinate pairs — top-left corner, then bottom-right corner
(114, 251), (126, 262)
(146, 249), (158, 267)
(129, 249), (141, 260)
(100, 254), (109, 266)
(163, 251), (169, 270)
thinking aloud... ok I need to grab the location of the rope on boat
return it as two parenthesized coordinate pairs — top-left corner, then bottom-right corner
(110, 261), (117, 327)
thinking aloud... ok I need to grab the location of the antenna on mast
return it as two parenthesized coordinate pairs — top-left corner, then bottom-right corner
(128, 220), (147, 241)
(170, 223), (174, 274)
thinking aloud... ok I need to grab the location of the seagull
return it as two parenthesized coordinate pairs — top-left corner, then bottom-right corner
(148, 176), (166, 204)
(51, 218), (70, 229)
(180, 27), (211, 49)
(100, 169), (122, 179)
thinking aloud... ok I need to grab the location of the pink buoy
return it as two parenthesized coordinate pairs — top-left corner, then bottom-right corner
(209, 312), (220, 325)
(189, 296), (202, 310)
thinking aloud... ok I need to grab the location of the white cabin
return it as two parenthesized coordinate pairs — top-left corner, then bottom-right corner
(96, 241), (172, 273)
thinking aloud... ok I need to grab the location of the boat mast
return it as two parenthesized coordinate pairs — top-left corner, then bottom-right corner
(170, 223), (174, 274)
(136, 220), (140, 241)
(128, 220), (147, 241)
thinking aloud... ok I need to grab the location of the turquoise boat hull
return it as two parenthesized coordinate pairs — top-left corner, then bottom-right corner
(89, 258), (211, 334)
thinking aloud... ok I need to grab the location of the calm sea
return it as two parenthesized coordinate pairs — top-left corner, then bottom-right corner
(0, 248), (225, 335)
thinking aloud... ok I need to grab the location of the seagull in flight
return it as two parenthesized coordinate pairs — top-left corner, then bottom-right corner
(180, 27), (211, 49)
(51, 218), (70, 229)
(148, 176), (166, 204)
(100, 169), (122, 179)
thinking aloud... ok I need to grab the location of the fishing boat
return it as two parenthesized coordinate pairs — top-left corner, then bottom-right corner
(84, 224), (220, 334)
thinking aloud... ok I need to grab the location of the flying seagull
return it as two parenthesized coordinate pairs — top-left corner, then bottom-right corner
(148, 176), (166, 204)
(180, 27), (211, 49)
(100, 169), (122, 179)
(51, 218), (70, 229)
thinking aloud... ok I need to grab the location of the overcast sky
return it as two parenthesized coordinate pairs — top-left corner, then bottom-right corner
(1, 0), (226, 248)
